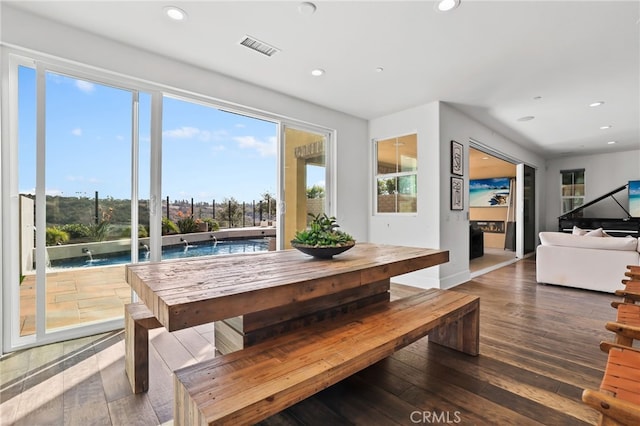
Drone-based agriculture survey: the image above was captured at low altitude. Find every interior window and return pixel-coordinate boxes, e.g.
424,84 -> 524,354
375,134 -> 417,213
561,169 -> 585,215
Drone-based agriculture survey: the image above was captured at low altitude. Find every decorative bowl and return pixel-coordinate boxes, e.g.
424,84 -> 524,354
291,241 -> 355,259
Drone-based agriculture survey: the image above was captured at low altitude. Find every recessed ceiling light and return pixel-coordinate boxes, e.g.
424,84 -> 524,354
375,67 -> 384,73
298,2 -> 317,15
600,125 -> 612,130
607,141 -> 617,145
436,0 -> 461,12
164,6 -> 187,21
311,68 -> 325,77
589,101 -> 604,107
533,96 -> 542,100
517,116 -> 535,122
482,157 -> 489,160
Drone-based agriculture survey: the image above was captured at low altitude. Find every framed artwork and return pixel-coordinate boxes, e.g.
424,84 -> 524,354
451,140 -> 463,176
451,177 -> 463,210
630,180 -> 640,217
469,177 -> 511,207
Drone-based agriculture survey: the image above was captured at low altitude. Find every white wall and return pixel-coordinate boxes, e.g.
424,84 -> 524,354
439,104 -> 545,287
544,149 -> 640,232
369,102 -> 546,289
368,102 -> 441,287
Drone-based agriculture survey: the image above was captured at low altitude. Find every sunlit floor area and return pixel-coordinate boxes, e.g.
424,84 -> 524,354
470,247 -> 518,277
19,266 -> 130,336
2,258 -> 614,425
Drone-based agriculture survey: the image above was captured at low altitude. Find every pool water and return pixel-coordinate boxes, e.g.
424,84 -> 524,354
49,239 -> 269,269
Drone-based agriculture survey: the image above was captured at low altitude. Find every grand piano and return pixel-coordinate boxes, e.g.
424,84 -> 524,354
558,183 -> 640,237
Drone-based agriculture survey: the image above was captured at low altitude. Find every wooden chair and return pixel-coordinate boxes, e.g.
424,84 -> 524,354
613,280 -> 640,307
602,302 -> 640,351
582,345 -> 640,426
626,265 -> 640,281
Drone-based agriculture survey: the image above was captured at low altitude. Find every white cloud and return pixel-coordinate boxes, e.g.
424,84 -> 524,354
163,126 -> 215,141
71,128 -> 82,136
233,135 -> 277,157
65,175 -> 85,182
75,80 -> 95,93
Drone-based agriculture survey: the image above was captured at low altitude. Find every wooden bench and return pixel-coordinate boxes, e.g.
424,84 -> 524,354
173,288 -> 479,426
124,302 -> 162,393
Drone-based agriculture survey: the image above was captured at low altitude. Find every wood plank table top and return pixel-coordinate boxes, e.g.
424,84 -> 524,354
125,243 -> 449,332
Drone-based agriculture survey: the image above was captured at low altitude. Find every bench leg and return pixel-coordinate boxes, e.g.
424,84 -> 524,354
125,309 -> 151,393
429,299 -> 479,356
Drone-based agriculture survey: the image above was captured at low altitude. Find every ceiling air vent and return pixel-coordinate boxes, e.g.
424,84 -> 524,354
239,35 -> 280,57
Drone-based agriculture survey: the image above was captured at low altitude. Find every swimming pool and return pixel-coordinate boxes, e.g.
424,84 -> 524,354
48,239 -> 270,269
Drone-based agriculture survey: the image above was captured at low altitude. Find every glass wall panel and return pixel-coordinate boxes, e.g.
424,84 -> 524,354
17,65 -> 37,337
283,127 -> 327,248
43,71 -> 133,331
161,96 -> 277,254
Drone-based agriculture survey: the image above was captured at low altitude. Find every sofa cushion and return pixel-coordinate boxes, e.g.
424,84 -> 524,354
539,232 -> 638,251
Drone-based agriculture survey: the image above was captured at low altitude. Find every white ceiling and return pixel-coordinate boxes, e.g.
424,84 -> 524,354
5,1 -> 640,159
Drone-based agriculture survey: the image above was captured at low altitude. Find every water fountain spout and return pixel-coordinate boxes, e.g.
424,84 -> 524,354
82,248 -> 93,262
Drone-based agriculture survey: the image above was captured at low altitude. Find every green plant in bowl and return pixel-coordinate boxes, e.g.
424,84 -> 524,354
291,213 -> 355,258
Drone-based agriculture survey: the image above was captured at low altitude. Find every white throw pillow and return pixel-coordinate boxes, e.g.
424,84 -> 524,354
584,228 -> 604,237
572,226 -> 587,236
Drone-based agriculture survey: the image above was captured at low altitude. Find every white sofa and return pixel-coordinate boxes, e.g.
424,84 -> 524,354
536,230 -> 640,293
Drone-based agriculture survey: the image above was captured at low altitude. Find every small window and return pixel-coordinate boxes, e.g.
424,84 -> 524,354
561,169 -> 585,215
375,134 -> 417,213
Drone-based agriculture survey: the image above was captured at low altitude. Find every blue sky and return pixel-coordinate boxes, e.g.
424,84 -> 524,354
18,67 -> 324,203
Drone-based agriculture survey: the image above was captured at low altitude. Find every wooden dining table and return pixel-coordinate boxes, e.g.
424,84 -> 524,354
125,242 -> 449,358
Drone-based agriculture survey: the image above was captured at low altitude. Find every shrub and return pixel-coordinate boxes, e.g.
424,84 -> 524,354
203,218 -> 220,232
121,225 -> 149,238
60,223 -> 91,239
176,217 -> 198,234
46,227 -> 70,246
88,220 -> 111,242
162,217 -> 179,235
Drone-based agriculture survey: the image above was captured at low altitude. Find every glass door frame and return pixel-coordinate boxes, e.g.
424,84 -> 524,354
2,48 -> 337,353
278,122 -> 335,250
2,52 -> 147,352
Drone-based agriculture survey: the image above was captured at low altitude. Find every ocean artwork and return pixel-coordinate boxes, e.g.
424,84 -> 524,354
469,177 -> 511,207
630,180 -> 640,217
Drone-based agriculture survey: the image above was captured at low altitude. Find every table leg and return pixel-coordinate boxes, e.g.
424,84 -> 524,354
428,298 -> 480,356
124,303 -> 162,393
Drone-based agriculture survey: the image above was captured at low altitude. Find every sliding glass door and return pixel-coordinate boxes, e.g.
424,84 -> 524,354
4,55 -> 334,351
281,125 -> 330,249
8,58 -> 144,348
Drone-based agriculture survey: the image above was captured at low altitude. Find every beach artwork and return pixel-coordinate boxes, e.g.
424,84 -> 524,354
630,180 -> 640,217
469,177 -> 511,207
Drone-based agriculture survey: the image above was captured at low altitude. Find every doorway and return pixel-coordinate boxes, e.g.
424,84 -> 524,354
468,146 -> 517,275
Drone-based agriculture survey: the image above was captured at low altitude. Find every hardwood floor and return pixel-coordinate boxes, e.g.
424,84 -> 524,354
1,258 -> 614,425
